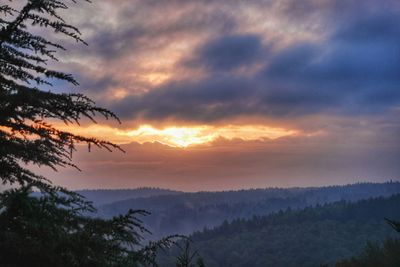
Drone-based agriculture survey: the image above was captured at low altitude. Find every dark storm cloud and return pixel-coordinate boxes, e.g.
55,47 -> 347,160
261,11 -> 400,112
112,76 -> 256,121
110,8 -> 400,122
112,75 -> 337,121
55,0 -> 400,124
186,34 -> 265,71
82,28 -> 146,60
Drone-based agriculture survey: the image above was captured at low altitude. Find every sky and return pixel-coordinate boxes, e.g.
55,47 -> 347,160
37,0 -> 400,191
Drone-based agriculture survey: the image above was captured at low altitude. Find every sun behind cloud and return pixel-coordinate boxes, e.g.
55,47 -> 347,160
119,124 -> 298,147
121,125 -> 215,147
59,124 -> 297,148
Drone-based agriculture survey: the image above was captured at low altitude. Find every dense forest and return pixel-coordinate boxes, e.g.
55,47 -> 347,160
95,182 -> 400,238
159,194 -> 400,266
333,237 -> 400,267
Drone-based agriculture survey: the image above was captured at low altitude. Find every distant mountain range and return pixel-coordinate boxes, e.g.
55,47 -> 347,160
87,182 -> 400,239
77,187 -> 181,206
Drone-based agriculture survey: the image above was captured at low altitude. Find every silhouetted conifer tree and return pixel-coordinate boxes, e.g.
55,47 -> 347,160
0,1 -> 177,266
175,239 -> 205,267
385,218 -> 400,233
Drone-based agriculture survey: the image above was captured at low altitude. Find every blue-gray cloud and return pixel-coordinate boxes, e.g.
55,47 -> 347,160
186,34 -> 265,71
109,9 -> 400,122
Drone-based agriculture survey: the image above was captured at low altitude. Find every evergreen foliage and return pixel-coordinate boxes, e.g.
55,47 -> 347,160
385,218 -> 400,233
333,220 -> 400,267
159,195 -> 400,267
0,0 -> 119,192
0,187 -> 177,267
0,1 -> 177,266
174,239 -> 205,267
333,239 -> 400,267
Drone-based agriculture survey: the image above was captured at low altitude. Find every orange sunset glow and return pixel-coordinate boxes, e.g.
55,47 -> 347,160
60,124 -> 297,148
25,0 -> 399,191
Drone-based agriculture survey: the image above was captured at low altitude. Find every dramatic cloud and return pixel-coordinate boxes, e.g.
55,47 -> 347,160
35,0 -> 400,189
107,9 -> 400,122
186,34 -> 265,71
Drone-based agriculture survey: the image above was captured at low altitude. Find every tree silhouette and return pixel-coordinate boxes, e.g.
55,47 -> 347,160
175,239 -> 205,267
385,218 -> 400,233
0,0 -> 120,192
0,1 -> 177,266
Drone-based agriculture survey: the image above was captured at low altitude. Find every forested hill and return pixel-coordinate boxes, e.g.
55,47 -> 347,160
76,187 -> 181,206
161,194 -> 400,267
97,182 -> 400,238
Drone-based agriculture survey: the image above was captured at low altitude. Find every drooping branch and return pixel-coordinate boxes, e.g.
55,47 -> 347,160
0,0 -> 121,192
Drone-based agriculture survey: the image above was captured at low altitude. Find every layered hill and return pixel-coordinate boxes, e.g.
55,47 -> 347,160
77,187 -> 181,206
96,182 -> 400,238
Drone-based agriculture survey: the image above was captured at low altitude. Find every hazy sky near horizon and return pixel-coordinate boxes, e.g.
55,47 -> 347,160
37,0 -> 400,190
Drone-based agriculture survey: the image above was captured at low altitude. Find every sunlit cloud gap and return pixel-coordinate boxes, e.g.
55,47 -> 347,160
61,124 -> 296,148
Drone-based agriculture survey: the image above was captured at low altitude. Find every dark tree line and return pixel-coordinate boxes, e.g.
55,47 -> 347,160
164,195 -> 400,267
0,1 -> 178,266
332,219 -> 400,267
